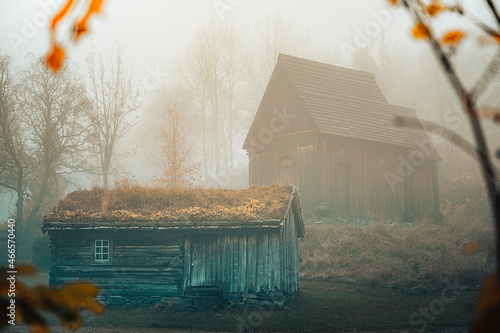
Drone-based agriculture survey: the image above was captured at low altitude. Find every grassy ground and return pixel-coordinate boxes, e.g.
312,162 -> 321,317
17,278 -> 478,333
300,219 -> 495,292
18,213 -> 492,332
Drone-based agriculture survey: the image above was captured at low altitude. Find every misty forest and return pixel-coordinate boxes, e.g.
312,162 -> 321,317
1,0 -> 500,332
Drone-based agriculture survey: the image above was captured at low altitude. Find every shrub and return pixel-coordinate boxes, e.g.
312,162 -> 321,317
32,235 -> 50,272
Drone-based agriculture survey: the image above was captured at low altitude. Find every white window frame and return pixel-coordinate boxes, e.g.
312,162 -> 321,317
94,239 -> 110,262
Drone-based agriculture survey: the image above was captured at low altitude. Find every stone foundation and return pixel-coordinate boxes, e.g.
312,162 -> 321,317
98,292 -> 287,310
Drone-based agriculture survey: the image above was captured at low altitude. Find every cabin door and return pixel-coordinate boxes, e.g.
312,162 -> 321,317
189,238 -> 217,287
335,162 -> 349,212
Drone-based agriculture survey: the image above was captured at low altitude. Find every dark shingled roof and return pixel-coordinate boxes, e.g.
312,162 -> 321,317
277,54 -> 439,158
41,185 -> 303,233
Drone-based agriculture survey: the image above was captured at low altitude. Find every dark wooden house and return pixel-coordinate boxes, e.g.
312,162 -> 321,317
243,54 -> 441,222
41,185 -> 304,307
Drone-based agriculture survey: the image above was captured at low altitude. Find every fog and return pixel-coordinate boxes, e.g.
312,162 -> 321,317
0,0 -> 498,211
1,1 -> 497,190
1,2 -> 499,331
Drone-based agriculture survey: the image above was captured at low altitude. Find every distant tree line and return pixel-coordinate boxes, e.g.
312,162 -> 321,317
0,44 -> 140,257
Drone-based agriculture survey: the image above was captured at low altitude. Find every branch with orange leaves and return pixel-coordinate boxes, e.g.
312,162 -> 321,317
388,1 -> 500,331
390,0 -> 500,246
1,265 -> 104,332
46,0 -> 105,71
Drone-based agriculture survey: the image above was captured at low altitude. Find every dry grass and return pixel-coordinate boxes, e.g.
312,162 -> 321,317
299,217 -> 495,292
44,184 -> 292,223
300,184 -> 495,292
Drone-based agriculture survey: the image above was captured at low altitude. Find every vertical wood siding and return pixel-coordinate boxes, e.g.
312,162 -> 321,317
251,138 -> 438,220
184,230 -> 284,294
184,208 -> 301,296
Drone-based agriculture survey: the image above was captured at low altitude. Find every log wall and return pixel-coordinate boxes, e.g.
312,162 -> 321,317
48,205 -> 302,306
49,230 -> 183,297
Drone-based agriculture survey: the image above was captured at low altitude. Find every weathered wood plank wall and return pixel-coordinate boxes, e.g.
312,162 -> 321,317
184,230 -> 283,295
49,230 -> 182,297
184,208 -> 301,296
250,138 -> 438,220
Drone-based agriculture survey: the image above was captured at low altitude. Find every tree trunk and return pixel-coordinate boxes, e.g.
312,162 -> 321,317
21,172 -> 50,259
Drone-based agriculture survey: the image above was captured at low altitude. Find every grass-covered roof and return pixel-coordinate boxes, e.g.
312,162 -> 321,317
42,185 -> 295,228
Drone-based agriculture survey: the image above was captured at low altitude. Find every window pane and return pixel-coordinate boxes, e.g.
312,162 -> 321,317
95,239 -> 110,262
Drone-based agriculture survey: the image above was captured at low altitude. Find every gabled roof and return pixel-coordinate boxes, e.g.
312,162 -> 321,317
248,54 -> 438,158
41,185 -> 304,236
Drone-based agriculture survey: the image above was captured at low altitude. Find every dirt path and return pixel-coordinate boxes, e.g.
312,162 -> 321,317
8,327 -> 470,333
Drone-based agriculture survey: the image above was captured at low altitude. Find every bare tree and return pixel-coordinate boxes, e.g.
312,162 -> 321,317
86,43 -> 142,188
152,101 -> 199,188
17,56 -> 90,244
0,53 -> 34,228
250,14 -> 313,94
175,22 -> 247,179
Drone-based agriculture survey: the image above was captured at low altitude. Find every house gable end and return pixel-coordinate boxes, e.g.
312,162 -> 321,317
243,61 -> 317,151
276,54 -> 439,155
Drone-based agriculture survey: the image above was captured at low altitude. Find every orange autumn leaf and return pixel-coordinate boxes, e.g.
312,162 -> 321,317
35,282 -> 104,329
493,113 -> 500,124
50,0 -> 74,29
482,107 -> 493,119
489,31 -> 500,44
472,272 -> 500,333
17,264 -> 38,275
46,44 -> 65,71
464,240 -> 482,255
427,3 -> 446,16
1,266 -> 104,332
412,22 -> 430,39
31,324 -> 50,333
46,0 -> 105,71
442,30 -> 466,45
74,0 -> 105,41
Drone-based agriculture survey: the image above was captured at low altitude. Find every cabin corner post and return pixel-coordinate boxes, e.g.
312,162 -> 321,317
248,150 -> 256,185
404,172 -> 415,223
431,161 -> 443,222
183,237 -> 191,292
48,231 -> 56,287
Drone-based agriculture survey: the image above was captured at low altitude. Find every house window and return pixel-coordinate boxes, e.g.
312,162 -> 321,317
94,240 -> 110,262
279,156 -> 293,185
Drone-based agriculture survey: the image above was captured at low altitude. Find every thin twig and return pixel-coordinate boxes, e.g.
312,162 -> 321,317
402,0 -> 500,276
487,0 -> 500,27
470,48 -> 500,100
395,115 -> 500,176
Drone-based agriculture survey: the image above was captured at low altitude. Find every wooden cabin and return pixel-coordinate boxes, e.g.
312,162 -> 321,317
243,54 -> 441,222
41,185 -> 304,308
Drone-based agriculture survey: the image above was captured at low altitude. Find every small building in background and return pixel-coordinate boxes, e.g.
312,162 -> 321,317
243,54 -> 441,222
41,185 -> 304,308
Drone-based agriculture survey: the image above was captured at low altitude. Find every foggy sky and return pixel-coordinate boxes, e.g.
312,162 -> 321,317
1,0 -> 412,74
0,0 -> 497,192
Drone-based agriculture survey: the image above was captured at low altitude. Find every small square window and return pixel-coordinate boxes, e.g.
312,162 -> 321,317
94,240 -> 110,262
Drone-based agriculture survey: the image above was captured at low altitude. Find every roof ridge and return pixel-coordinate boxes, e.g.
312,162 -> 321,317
278,53 -> 375,78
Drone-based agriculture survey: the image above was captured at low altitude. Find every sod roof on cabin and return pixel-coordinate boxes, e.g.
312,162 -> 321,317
42,185 -> 296,229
